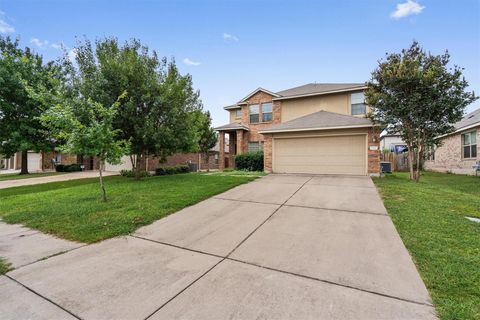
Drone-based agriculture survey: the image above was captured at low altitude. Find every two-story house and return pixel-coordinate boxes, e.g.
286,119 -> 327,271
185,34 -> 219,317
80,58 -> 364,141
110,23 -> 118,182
215,83 -> 380,176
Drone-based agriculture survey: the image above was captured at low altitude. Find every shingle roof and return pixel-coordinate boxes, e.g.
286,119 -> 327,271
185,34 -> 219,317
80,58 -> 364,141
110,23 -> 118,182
275,83 -> 365,98
214,122 -> 249,131
259,110 -> 373,133
455,108 -> 480,131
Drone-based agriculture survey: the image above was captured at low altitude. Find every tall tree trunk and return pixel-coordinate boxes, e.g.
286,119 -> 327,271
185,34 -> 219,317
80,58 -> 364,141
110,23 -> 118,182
414,144 -> 424,183
407,143 -> 415,181
98,160 -> 107,202
20,150 -> 29,175
134,153 -> 143,180
206,152 -> 210,172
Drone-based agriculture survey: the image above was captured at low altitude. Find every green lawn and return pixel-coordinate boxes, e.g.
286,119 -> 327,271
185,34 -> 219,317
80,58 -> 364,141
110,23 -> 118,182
0,171 -> 263,243
0,258 -> 11,275
0,171 -> 63,182
373,172 -> 480,320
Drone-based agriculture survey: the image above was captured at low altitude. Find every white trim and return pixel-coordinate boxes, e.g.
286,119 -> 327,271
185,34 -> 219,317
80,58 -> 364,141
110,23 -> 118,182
436,123 -> 480,139
259,124 -> 373,134
272,133 -> 368,176
272,86 -> 367,101
238,87 -> 281,103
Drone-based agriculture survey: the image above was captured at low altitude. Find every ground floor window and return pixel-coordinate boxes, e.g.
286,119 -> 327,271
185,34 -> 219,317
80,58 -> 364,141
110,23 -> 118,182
214,154 -> 219,164
462,131 -> 477,159
248,141 -> 264,152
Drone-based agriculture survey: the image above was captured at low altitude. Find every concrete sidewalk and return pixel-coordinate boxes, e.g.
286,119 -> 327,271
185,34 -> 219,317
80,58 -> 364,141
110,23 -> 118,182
0,171 -> 118,189
1,174 -> 437,319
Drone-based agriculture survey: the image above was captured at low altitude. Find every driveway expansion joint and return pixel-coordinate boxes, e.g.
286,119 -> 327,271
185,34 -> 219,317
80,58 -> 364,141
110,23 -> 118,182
5,274 -> 83,320
146,177 -> 313,319
282,204 -> 389,217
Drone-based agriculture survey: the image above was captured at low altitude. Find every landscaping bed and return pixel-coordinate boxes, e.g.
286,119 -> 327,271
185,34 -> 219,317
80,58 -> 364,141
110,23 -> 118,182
0,172 -> 262,243
374,172 -> 480,320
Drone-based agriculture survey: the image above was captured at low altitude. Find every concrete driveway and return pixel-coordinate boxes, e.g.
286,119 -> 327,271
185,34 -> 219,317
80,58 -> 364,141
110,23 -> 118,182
2,174 -> 437,319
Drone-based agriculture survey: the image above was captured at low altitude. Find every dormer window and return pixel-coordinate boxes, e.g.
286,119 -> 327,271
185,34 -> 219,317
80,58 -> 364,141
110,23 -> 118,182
249,104 -> 259,123
351,92 -> 366,115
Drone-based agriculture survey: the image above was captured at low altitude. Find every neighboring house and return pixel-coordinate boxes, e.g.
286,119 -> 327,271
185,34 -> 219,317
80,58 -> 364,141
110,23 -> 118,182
0,151 -> 78,172
105,141 -> 229,172
425,108 -> 479,175
380,132 -> 407,154
215,83 -> 381,176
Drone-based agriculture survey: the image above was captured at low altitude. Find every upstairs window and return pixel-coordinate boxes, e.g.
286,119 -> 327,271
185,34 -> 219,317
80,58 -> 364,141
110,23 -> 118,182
351,92 -> 366,115
462,131 -> 477,159
249,104 -> 259,123
262,103 -> 273,122
235,109 -> 242,119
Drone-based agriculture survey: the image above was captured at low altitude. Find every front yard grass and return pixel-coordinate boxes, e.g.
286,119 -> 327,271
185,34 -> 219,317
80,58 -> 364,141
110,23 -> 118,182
0,171 -> 262,243
373,172 -> 480,320
0,171 -> 63,182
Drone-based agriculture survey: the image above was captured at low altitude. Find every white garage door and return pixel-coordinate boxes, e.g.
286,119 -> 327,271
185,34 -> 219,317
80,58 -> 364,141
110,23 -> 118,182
273,135 -> 367,175
27,152 -> 42,172
105,155 -> 133,172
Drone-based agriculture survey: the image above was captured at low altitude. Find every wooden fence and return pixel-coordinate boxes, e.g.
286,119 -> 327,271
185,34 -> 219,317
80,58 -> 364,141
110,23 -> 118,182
381,152 -> 409,172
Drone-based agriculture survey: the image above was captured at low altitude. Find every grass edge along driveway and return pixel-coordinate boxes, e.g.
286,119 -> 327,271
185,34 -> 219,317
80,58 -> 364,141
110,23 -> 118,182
0,172 -> 64,182
373,172 -> 480,320
0,172 -> 263,244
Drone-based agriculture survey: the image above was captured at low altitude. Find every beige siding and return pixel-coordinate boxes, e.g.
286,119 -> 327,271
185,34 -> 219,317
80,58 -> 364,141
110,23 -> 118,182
281,90 -> 369,122
229,109 -> 242,123
272,131 -> 367,175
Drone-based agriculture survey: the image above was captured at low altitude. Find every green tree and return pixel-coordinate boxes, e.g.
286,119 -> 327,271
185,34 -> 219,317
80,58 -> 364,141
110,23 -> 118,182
68,38 -> 203,179
366,41 -> 477,182
42,96 -> 129,201
197,111 -> 218,172
0,36 -> 60,174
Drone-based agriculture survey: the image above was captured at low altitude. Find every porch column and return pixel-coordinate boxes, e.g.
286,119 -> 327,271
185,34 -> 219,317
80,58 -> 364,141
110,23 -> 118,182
228,132 -> 235,168
236,130 -> 244,155
219,131 -> 225,170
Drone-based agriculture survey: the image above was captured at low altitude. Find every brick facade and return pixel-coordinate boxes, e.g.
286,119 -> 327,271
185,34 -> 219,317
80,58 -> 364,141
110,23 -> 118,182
146,152 -> 221,171
425,127 -> 479,175
219,88 -> 380,175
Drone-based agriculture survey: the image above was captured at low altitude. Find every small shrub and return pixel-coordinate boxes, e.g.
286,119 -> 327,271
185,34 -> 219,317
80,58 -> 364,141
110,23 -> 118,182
55,163 -> 82,172
120,169 -> 151,178
155,164 -> 190,176
234,151 -> 264,171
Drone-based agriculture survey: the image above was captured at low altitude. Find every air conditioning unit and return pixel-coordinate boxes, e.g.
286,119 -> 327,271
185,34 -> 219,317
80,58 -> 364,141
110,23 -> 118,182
380,161 -> 392,174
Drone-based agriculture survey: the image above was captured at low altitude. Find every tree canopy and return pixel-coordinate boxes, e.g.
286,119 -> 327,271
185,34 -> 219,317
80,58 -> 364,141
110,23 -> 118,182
0,36 -> 61,174
366,41 -> 477,181
65,38 -> 203,178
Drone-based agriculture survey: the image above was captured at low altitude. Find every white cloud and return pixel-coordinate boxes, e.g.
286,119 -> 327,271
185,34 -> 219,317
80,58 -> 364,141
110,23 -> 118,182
51,43 -> 62,50
0,10 -> 14,34
183,58 -> 201,66
223,33 -> 239,42
30,38 -> 49,48
391,0 -> 425,19
68,48 -> 77,62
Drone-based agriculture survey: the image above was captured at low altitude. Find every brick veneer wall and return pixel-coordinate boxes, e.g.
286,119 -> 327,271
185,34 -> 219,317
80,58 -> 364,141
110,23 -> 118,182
238,91 -> 281,151
424,127 -> 479,175
146,152 -> 221,171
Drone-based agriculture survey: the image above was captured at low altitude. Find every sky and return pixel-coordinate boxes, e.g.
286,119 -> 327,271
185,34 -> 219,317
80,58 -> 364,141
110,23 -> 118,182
1,0 -> 479,127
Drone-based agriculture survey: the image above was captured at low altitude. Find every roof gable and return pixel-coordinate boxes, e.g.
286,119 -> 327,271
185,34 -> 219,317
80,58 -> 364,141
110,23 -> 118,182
237,87 -> 281,104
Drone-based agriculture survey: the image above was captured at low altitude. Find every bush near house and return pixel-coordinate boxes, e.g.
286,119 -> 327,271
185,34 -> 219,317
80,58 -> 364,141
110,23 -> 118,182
55,163 -> 83,172
235,151 -> 264,171
155,164 -> 190,175
120,170 -> 151,178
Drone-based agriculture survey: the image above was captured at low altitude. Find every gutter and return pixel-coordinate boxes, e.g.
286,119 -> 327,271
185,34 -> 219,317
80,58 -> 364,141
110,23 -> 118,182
258,123 -> 374,134
272,86 -> 367,101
